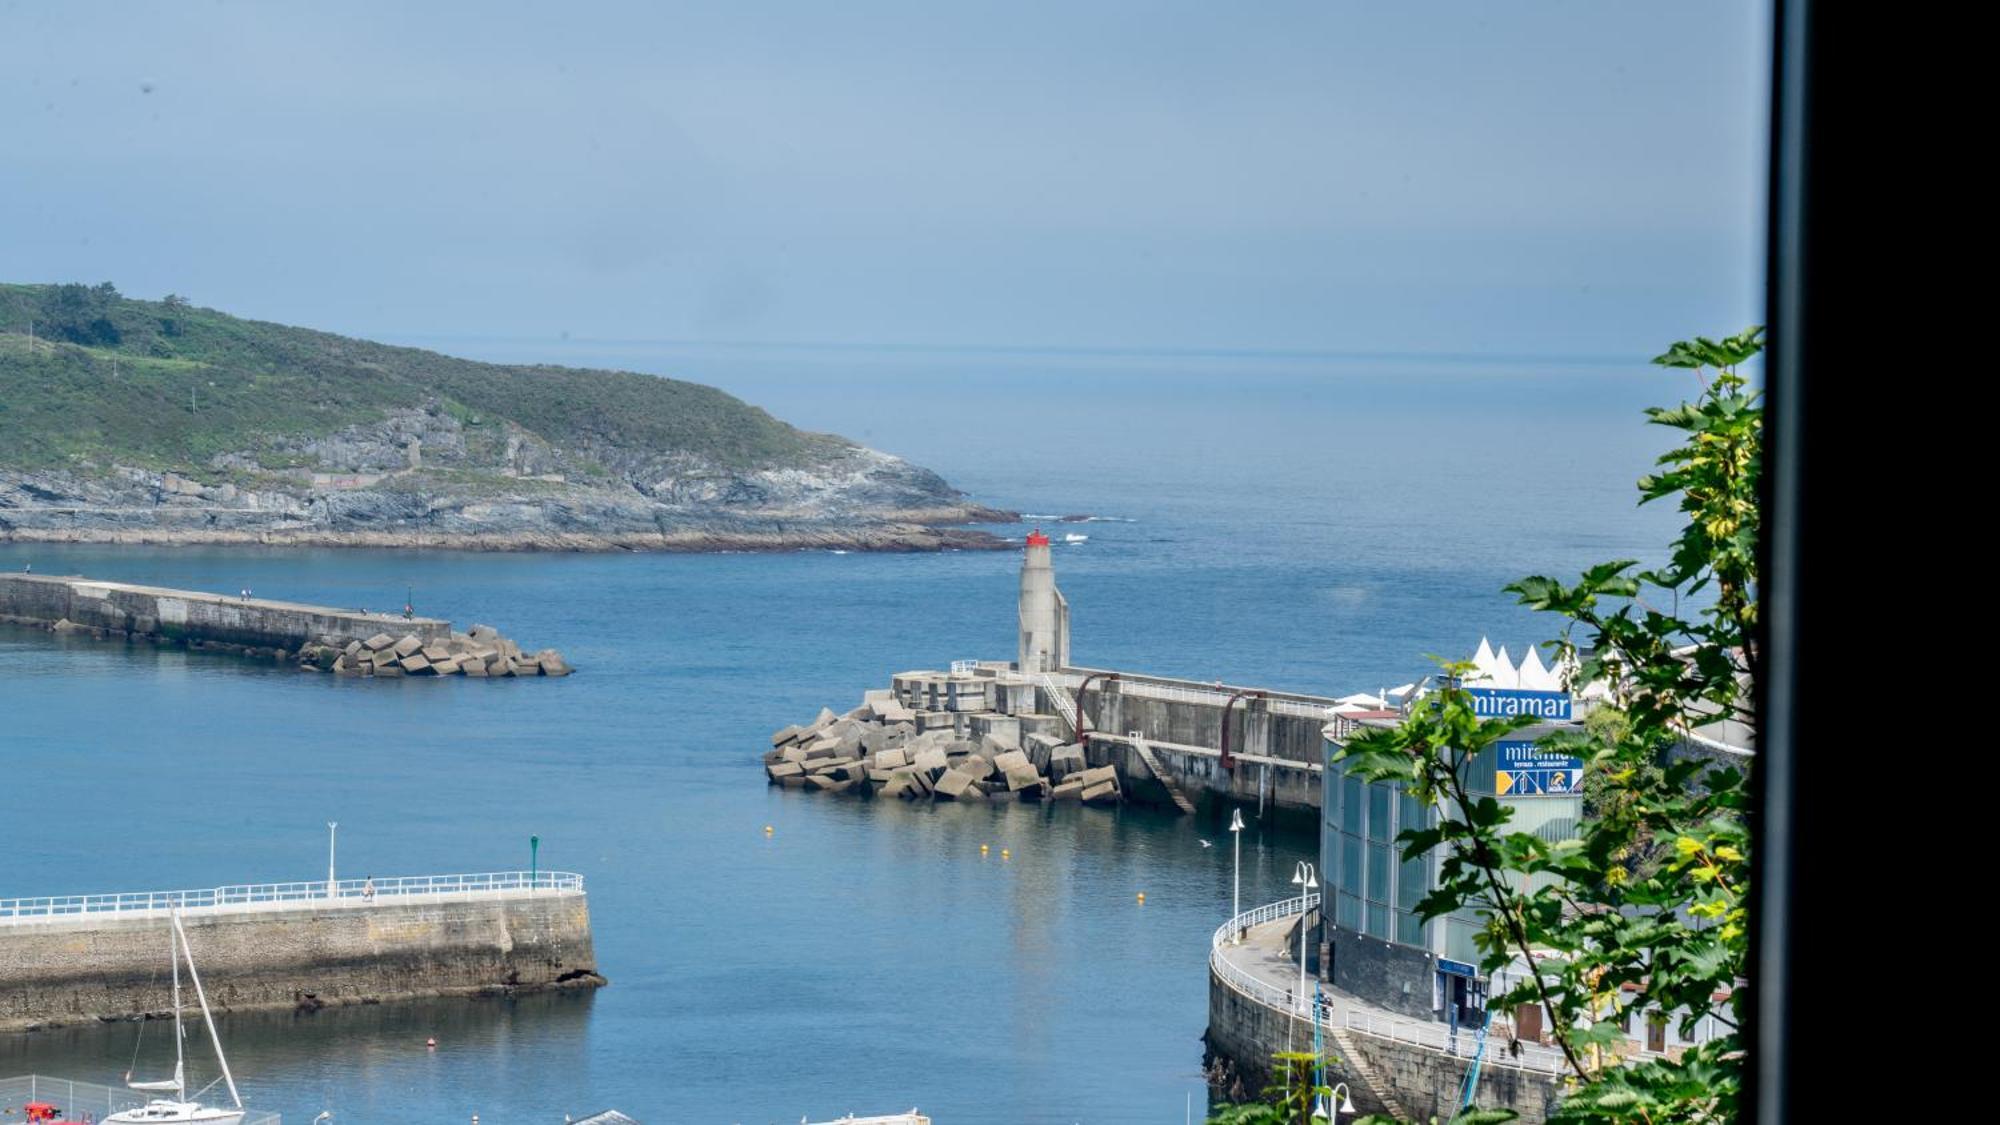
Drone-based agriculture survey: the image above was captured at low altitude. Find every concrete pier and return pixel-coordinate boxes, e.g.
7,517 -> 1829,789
0,572 -> 448,650
0,871 -> 603,1032
0,572 -> 569,677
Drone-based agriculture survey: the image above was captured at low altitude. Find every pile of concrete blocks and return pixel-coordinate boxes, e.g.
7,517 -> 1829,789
763,694 -> 1120,807
296,623 -> 571,679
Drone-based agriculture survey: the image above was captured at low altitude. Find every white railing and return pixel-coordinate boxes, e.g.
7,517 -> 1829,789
0,870 -> 584,925
950,659 -> 981,675
1033,672 -> 1080,730
1208,897 -> 1569,1076
1,1075 -> 282,1124
1103,677 -> 1339,720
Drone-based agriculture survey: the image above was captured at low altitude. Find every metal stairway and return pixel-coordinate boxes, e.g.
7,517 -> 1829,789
1033,672 -> 1080,731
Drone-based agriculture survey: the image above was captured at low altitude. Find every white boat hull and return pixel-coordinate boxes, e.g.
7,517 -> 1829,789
106,1101 -> 246,1124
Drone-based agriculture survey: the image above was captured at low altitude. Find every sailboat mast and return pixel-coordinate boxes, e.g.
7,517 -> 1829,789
172,909 -> 243,1109
171,915 -> 185,1099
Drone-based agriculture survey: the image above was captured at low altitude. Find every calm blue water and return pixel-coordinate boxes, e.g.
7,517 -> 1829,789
0,348 -> 1682,1123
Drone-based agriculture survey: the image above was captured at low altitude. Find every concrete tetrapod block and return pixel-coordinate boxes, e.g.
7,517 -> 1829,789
991,750 -> 1031,776
803,738 -> 843,760
955,755 -> 994,781
1081,781 -> 1120,805
392,635 -> 424,657
536,650 -> 573,677
810,706 -> 839,731
876,701 -> 916,724
374,664 -> 405,678
781,746 -> 811,765
771,724 -> 805,748
365,632 -> 397,651
874,747 -> 908,770
430,657 -> 462,675
468,623 -> 501,642
1076,765 -> 1119,789
421,644 -> 452,663
933,769 -> 978,800
806,774 -> 845,792
462,661 -> 488,678
398,653 -> 432,674
911,748 -> 949,776
1048,748 -> 1088,783
1050,779 -> 1086,802
1005,766 -> 1046,792
768,761 -> 805,781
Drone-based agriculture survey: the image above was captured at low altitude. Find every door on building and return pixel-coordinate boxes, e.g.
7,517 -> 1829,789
1647,1014 -> 1667,1053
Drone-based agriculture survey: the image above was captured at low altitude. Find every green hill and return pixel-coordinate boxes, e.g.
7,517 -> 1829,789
0,281 -> 840,472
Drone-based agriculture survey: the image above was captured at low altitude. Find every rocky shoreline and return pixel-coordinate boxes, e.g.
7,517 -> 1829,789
0,519 -> 1014,553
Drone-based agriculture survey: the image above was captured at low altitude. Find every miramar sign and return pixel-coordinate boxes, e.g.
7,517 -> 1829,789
1465,686 -> 1573,722
1494,741 -> 1584,797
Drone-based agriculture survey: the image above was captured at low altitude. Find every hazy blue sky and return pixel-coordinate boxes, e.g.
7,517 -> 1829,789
3,1 -> 1769,358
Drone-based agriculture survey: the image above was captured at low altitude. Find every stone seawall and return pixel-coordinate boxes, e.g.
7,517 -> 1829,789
0,893 -> 602,1032
1205,965 -> 1562,1122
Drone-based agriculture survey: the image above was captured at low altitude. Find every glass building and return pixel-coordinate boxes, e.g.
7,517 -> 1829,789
1318,714 -> 1582,1026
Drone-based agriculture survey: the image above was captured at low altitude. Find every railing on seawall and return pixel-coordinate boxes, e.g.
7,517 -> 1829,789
0,870 -> 585,925
1208,897 -> 1569,1076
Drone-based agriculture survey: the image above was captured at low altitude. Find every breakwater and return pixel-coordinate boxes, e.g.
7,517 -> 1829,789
0,572 -> 568,677
0,872 -> 603,1032
765,661 -> 1331,815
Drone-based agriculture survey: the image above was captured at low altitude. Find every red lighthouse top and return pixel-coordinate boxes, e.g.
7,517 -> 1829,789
1025,529 -> 1051,547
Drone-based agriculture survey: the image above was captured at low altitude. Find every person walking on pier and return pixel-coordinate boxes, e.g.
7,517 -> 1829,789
362,876 -> 376,902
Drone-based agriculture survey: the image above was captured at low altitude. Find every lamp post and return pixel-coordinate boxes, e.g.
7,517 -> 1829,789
1229,808 -> 1246,940
1313,1082 -> 1356,1121
1291,861 -> 1318,1013
327,821 -> 338,901
530,835 -> 540,891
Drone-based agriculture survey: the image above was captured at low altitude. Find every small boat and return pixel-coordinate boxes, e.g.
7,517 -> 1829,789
801,1113 -> 930,1125
106,909 -> 248,1124
1062,533 -> 1088,543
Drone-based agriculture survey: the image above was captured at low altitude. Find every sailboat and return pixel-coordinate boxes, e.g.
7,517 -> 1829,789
107,909 -> 248,1124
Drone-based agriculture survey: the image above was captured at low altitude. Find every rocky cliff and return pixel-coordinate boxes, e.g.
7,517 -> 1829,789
0,283 -> 1012,551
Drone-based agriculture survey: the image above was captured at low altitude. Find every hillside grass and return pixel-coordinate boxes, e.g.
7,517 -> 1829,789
0,283 -> 846,474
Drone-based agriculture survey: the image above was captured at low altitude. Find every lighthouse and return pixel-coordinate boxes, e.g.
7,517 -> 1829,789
1017,529 -> 1070,673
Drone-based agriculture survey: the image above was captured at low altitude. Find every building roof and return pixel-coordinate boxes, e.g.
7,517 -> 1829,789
571,1113 -> 641,1124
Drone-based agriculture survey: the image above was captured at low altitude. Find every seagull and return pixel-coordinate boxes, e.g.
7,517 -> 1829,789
1199,839 -> 1213,848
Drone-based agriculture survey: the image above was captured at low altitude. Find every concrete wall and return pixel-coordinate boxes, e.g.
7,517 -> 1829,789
0,893 -> 600,1032
1073,681 -> 1324,813
1207,969 -> 1563,1123
0,573 -> 449,651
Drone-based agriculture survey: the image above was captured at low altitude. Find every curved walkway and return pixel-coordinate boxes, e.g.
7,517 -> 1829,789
1209,897 -> 1569,1076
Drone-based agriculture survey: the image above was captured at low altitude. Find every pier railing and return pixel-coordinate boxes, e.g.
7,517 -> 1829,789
0,870 -> 584,925
1209,897 -> 1569,1076
2,1075 -> 282,1124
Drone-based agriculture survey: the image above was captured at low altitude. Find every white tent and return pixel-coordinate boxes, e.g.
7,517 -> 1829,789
1517,645 -> 1561,691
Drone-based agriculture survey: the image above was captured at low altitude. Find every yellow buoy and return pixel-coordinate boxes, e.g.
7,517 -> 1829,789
980,843 -> 989,853
1001,849 -> 1010,860
1136,892 -> 1146,904
763,825 -> 773,835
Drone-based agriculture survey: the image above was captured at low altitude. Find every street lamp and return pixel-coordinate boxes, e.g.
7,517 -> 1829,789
327,821 -> 338,901
1291,861 -> 1318,1012
1228,808 -> 1246,940
1315,1083 -> 1355,1120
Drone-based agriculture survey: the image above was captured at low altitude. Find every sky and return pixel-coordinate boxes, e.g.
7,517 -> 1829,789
1,1 -> 1770,359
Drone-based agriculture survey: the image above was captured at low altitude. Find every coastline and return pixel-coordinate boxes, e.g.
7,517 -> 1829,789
0,520 -> 1016,553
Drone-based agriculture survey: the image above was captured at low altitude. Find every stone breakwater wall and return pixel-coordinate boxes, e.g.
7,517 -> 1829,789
0,893 -> 603,1032
764,692 -> 1125,806
0,573 -> 569,678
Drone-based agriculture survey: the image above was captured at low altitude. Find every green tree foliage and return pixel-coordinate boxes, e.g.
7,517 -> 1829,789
1207,1052 -> 1334,1125
1333,330 -> 1760,1123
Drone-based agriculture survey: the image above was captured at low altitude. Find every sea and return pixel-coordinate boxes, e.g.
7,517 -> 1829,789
0,344 -> 1686,1123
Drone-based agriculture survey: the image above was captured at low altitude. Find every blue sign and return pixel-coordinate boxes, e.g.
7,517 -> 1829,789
1466,686 -> 1573,722
1438,959 -> 1478,978
1495,741 -> 1583,797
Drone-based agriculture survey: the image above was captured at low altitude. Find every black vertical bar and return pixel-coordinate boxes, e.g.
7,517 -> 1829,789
1752,1 -> 1852,1120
